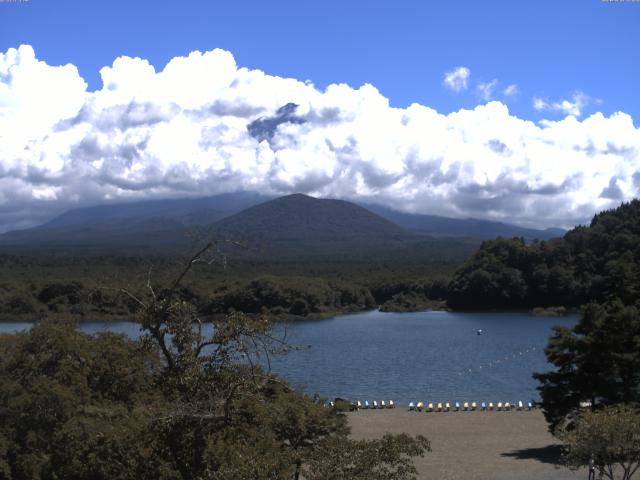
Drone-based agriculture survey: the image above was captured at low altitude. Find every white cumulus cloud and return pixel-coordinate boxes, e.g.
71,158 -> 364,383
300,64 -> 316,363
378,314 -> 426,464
0,45 -> 639,233
443,66 -> 471,92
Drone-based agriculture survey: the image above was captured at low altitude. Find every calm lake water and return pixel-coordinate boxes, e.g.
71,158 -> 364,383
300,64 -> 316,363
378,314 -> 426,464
0,310 -> 576,405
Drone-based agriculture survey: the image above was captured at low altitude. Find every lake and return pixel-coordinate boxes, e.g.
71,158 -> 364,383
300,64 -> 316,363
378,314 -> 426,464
0,310 -> 576,405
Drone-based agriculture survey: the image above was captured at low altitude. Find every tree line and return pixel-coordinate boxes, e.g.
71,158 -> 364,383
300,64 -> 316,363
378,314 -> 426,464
0,254 -> 456,321
449,200 -> 640,310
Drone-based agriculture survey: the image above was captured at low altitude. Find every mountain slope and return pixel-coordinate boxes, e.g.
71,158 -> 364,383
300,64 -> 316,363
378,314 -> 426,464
40,191 -> 270,229
0,192 -> 563,259
365,204 -> 565,240
0,192 -> 271,254
212,194 -> 408,241
207,194 -> 428,259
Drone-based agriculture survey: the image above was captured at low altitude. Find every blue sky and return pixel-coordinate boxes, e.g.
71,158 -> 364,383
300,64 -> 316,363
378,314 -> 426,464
2,0 -> 638,119
0,0 -> 639,231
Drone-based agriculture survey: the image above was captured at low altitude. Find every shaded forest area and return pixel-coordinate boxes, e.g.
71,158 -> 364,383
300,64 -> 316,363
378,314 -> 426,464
0,255 -> 455,321
3,200 -> 639,321
449,200 -> 640,310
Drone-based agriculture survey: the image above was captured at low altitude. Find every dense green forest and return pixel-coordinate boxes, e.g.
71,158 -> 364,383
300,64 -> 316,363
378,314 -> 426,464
448,200 -> 640,310
0,254 -> 455,321
3,200 -> 639,321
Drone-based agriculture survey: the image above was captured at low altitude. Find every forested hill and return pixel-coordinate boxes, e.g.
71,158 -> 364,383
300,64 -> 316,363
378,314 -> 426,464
447,200 -> 640,310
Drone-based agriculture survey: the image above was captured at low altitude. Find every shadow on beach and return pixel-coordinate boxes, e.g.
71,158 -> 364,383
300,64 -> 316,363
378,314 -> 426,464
501,444 -> 564,465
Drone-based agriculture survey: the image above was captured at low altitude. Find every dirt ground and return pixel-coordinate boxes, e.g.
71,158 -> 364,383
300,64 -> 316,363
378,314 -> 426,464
347,408 -> 586,480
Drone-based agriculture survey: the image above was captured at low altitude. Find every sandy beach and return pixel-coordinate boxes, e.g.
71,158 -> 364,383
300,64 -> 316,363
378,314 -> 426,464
347,408 -> 585,480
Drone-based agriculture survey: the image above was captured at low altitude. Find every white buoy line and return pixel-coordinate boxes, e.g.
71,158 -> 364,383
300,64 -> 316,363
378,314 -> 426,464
456,346 -> 540,376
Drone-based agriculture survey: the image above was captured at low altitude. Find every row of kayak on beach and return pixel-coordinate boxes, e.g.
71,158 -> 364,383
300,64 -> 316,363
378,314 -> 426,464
329,400 -> 396,410
327,399 -> 538,411
408,400 -> 535,412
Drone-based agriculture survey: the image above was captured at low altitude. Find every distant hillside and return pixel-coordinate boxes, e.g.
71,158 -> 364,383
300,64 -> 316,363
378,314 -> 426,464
447,199 -> 640,309
0,191 -> 562,259
0,192 -> 271,255
212,194 -> 408,241
365,204 -> 564,240
40,191 -> 270,229
207,193 -> 438,260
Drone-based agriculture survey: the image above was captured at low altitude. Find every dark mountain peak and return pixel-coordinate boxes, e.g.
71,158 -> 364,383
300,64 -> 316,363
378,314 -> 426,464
276,102 -> 299,116
247,103 -> 306,142
211,193 -> 409,243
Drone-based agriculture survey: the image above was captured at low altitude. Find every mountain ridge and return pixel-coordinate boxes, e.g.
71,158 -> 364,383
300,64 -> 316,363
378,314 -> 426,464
0,192 -> 565,257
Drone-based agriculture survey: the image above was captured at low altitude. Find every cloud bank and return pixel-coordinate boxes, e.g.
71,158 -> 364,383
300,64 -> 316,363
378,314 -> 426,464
0,45 -> 639,232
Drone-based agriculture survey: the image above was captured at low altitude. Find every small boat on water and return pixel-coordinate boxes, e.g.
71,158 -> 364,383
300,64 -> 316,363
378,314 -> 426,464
497,402 -> 503,411
455,402 -> 460,411
437,402 -> 443,412
417,401 -> 424,412
517,401 -> 523,410
389,400 -> 395,408
364,400 -> 370,409
373,400 -> 379,409
445,402 -> 450,412
357,400 -> 362,409
427,402 -> 433,412
488,402 -> 494,411
477,329 -> 483,335
471,402 -> 477,411
481,402 -> 487,411
381,400 -> 386,408
409,402 -> 415,411
505,402 -> 511,411
463,402 -> 469,411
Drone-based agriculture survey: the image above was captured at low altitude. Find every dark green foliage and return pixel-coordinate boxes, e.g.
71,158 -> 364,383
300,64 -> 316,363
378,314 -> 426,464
448,200 -> 640,310
304,433 -> 431,480
0,317 -> 161,480
0,254 -> 460,321
213,275 -> 376,317
0,249 -> 430,479
558,404 -> 640,480
534,301 -> 640,434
